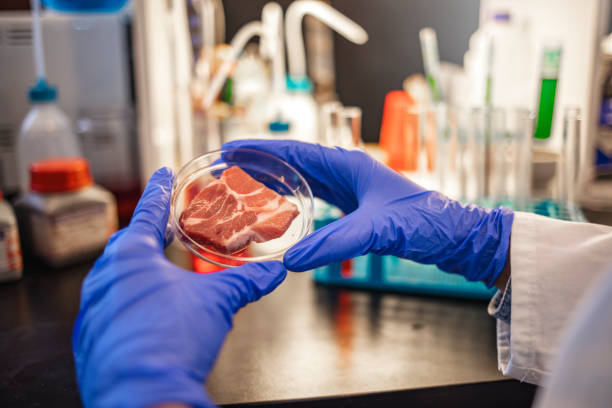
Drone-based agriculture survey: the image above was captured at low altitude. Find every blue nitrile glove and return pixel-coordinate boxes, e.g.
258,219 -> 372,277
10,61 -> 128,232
223,140 -> 514,288
72,167 -> 287,408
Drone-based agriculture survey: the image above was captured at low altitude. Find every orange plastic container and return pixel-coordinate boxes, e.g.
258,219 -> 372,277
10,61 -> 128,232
379,91 -> 419,171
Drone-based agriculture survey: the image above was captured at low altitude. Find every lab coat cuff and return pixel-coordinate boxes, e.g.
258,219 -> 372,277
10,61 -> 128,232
488,279 -> 512,324
497,211 -> 544,385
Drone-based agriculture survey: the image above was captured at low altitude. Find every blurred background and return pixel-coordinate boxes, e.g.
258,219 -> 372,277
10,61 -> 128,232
2,0 -> 612,229
222,0 -> 481,143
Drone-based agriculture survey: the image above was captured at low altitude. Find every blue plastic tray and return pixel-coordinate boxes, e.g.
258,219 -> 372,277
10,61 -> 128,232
311,199 -> 585,300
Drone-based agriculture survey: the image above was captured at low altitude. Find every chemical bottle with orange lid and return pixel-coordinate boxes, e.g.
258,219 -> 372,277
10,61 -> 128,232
15,158 -> 117,268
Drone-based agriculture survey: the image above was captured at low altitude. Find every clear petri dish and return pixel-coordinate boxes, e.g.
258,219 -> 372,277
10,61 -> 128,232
170,148 -> 314,267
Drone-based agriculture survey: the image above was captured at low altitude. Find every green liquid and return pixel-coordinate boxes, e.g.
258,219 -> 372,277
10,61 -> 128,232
426,74 -> 441,102
485,76 -> 492,106
534,78 -> 558,139
222,78 -> 233,104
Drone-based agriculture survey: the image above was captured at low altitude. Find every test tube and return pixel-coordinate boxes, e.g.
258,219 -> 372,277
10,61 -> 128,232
512,109 -> 534,210
559,107 -> 582,205
453,106 -> 471,201
405,105 -> 423,173
468,107 -> 488,204
433,103 -> 458,197
534,44 -> 562,141
488,108 -> 533,209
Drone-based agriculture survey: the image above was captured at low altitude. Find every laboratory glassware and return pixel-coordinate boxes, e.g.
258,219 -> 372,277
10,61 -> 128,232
466,107 -> 489,203
419,28 -> 445,103
534,44 -> 562,140
170,148 -> 314,268
559,107 -> 582,205
320,101 -> 342,147
432,104 -> 456,197
488,108 -> 533,209
340,106 -> 363,148
451,106 -> 483,202
321,103 -> 362,149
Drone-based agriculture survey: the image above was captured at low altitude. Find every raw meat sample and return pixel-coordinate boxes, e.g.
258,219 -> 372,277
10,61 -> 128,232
179,166 -> 300,254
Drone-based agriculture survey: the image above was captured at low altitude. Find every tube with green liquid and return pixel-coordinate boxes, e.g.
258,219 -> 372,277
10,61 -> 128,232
419,27 -> 444,103
534,45 -> 562,140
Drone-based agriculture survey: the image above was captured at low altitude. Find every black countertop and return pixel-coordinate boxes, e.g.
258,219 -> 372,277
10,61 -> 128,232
0,249 -> 536,407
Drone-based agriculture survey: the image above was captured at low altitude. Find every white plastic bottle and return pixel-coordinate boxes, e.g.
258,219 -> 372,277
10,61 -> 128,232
282,76 -> 319,143
16,79 -> 82,193
465,12 -> 534,109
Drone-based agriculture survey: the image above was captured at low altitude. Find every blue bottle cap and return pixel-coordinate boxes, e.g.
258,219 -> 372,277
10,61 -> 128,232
492,12 -> 511,22
286,75 -> 313,93
268,121 -> 290,132
28,79 -> 57,103
41,0 -> 128,12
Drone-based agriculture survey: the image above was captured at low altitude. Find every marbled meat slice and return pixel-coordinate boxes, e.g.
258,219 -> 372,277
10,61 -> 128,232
179,166 -> 299,254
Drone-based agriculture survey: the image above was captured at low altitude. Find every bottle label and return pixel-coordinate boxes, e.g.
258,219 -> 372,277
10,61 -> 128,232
30,203 -> 116,263
0,224 -> 23,275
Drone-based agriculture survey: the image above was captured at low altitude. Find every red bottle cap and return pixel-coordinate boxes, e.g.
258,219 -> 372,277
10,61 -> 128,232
30,158 -> 94,193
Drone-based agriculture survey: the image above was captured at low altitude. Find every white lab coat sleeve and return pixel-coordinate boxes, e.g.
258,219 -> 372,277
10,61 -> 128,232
496,211 -> 612,385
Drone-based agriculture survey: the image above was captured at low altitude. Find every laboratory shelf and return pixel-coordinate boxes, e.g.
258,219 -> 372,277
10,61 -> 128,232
312,199 -> 585,300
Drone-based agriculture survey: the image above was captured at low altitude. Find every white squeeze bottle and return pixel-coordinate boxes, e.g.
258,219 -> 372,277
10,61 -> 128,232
16,79 -> 82,193
16,0 -> 81,193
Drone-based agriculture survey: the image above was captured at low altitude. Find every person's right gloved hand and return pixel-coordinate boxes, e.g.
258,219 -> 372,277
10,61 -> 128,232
223,140 -> 514,288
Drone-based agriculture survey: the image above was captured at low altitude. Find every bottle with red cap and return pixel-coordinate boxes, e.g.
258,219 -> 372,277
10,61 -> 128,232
15,157 -> 118,268
0,190 -> 23,282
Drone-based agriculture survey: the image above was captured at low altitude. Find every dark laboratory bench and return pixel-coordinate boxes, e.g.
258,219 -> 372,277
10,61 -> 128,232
0,255 -> 537,407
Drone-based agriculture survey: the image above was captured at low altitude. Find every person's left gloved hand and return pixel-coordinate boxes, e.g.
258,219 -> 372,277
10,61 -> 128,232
72,168 -> 287,408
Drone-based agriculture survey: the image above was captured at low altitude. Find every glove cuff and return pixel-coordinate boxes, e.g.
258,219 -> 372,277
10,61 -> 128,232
432,200 -> 514,288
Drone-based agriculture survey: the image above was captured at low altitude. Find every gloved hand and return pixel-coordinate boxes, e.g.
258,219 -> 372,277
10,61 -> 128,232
72,168 -> 287,408
223,140 -> 513,287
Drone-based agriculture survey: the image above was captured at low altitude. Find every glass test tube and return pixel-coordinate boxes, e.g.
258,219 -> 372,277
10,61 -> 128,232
434,104 -> 454,196
488,108 -> 533,209
559,107 -> 582,205
534,44 -> 562,140
469,107 -> 489,205
453,107 -> 474,201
